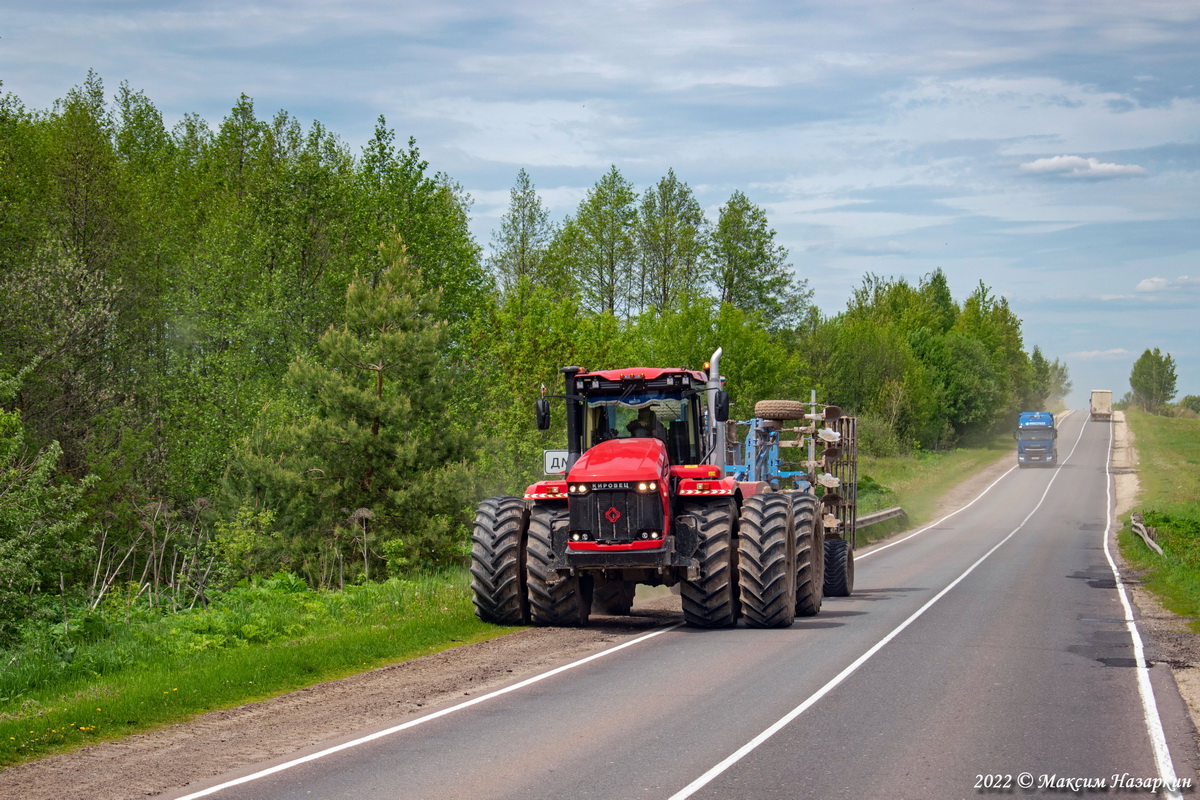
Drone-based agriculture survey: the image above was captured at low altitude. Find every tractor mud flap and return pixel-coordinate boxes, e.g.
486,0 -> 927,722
674,514 -> 700,559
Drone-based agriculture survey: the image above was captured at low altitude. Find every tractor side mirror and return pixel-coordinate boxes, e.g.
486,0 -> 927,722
714,390 -> 730,423
823,405 -> 842,422
536,398 -> 551,431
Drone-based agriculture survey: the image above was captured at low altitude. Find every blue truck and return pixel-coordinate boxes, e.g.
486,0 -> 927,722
1015,411 -> 1057,467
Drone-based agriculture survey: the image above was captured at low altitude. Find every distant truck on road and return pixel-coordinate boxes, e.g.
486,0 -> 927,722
1090,390 -> 1113,422
1015,411 -> 1057,468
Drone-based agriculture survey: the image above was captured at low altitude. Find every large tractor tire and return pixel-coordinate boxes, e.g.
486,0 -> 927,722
792,494 -> 823,617
469,497 -> 530,625
593,577 -> 636,616
737,493 -> 796,628
679,501 -> 740,628
824,537 -> 855,597
525,505 -> 591,627
754,399 -> 807,421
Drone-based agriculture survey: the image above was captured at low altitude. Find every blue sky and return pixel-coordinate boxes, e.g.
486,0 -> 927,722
3,0 -> 1198,408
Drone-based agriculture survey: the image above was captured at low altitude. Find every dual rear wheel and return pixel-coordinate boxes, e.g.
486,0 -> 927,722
736,492 -> 827,628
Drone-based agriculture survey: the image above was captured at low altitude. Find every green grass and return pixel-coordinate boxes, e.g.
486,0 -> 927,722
0,569 -> 516,766
1118,411 -> 1200,623
855,434 -> 1012,543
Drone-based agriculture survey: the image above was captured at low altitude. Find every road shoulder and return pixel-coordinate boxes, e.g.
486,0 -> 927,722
1111,410 -> 1200,755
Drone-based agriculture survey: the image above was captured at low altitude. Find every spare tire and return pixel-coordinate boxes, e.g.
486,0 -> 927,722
754,400 -> 806,420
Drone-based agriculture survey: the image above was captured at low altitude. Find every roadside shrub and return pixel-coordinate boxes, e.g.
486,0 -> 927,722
1144,510 -> 1200,569
856,413 -> 904,457
856,473 -> 897,514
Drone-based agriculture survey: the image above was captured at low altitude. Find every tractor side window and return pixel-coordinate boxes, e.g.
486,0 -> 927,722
587,404 -> 619,447
664,397 -> 701,464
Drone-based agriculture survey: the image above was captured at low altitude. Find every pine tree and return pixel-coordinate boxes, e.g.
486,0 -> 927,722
277,232 -> 475,580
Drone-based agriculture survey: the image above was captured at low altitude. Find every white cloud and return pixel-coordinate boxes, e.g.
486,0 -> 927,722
1136,275 -> 1200,292
1068,348 -> 1133,360
1019,155 -> 1146,179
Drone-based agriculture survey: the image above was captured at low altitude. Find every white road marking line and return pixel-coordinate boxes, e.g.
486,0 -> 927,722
1100,418 -> 1182,800
175,623 -> 683,799
669,415 -> 1090,799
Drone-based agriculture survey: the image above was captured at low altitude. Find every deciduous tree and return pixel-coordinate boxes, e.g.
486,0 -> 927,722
636,170 -> 707,314
0,370 -> 95,644
488,168 -> 555,296
708,190 -> 809,328
558,166 -> 638,316
1130,347 -> 1177,412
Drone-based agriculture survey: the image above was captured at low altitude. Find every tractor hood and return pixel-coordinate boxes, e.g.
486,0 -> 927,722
568,438 -> 669,483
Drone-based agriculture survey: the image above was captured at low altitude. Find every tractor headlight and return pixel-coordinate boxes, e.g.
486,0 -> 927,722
569,484 -> 589,494
635,481 -> 658,493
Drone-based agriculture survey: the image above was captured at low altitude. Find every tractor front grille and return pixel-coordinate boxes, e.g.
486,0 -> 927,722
570,489 -> 663,543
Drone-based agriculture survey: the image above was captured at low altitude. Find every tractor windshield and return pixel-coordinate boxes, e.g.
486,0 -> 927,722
583,392 -> 703,464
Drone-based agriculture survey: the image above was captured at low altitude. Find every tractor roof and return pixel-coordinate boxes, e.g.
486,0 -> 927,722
578,367 -> 707,382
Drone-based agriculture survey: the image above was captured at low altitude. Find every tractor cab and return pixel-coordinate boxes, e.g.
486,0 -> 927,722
538,366 -> 720,471
580,387 -> 705,465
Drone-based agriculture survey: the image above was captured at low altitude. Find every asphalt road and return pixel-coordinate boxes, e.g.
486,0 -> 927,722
177,411 -> 1197,800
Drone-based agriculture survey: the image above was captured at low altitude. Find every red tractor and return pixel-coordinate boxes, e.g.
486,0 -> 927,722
470,349 -> 855,628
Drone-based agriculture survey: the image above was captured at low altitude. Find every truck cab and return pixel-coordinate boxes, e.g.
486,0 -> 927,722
1015,411 -> 1057,467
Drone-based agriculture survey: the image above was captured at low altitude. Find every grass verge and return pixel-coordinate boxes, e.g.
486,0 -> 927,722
1117,410 -> 1200,625
0,569 -> 516,767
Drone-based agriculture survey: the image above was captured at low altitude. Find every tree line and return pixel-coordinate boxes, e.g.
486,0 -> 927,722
0,75 -> 1069,642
